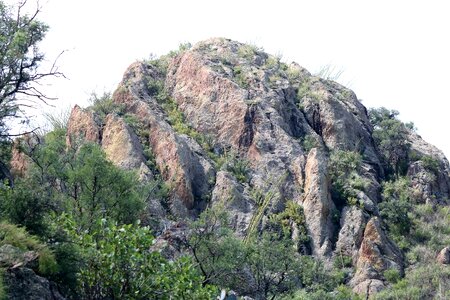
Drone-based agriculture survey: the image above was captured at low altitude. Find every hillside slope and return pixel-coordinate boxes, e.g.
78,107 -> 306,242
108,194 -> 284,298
8,38 -> 450,299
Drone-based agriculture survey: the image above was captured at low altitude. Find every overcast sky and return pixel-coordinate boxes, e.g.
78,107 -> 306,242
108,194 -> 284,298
7,0 -> 450,158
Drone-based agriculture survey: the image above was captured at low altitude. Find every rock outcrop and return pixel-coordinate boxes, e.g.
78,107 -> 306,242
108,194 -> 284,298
66,105 -> 100,147
59,38 -> 450,297
0,244 -> 65,300
301,148 -> 335,257
101,114 -> 151,179
351,217 -> 403,291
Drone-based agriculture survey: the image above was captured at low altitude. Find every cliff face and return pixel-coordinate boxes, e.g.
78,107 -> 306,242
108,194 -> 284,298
65,38 -> 450,296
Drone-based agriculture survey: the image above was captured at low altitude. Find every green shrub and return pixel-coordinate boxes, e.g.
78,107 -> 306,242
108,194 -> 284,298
383,268 -> 401,284
287,66 -> 301,82
299,134 -> 318,153
268,201 -> 310,251
147,77 -> 165,97
421,155 -> 439,173
188,206 -> 306,299
0,222 -> 57,276
237,44 -> 261,60
368,107 -> 411,178
63,217 -> 214,299
224,153 -> 250,183
88,92 -> 125,121
329,150 -> 368,207
232,65 -> 249,89
264,55 -> 279,69
379,178 -> 413,238
297,78 -> 321,103
375,263 -> 450,300
333,252 -> 353,269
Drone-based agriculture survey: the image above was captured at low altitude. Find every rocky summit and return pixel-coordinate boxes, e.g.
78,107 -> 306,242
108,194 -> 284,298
4,38 -> 450,299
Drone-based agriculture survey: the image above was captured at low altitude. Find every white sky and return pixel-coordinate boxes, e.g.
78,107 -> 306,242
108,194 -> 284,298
6,0 -> 450,158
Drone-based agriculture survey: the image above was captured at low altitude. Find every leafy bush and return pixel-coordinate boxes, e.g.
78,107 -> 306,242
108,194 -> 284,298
333,252 -> 353,269
264,55 -> 280,69
225,153 -> 250,183
297,77 -> 321,103
368,107 -> 411,178
379,178 -> 413,239
375,264 -> 450,300
383,268 -> 401,284
2,130 -> 148,235
237,44 -> 261,60
63,217 -> 214,299
300,135 -> 318,153
0,179 -> 49,236
268,201 -> 310,252
329,150 -> 368,207
286,66 -> 302,82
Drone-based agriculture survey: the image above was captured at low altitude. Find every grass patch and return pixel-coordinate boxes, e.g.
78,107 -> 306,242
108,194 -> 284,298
0,222 -> 57,276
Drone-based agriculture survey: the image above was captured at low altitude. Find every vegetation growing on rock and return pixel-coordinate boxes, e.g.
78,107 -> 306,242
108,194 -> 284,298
0,8 -> 450,298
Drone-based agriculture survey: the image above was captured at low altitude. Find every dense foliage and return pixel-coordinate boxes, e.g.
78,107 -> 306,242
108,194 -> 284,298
186,205 -> 357,299
0,128 -> 214,298
368,108 -> 411,178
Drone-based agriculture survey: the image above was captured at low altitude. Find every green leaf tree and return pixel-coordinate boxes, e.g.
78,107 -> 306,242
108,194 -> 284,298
62,216 -> 214,299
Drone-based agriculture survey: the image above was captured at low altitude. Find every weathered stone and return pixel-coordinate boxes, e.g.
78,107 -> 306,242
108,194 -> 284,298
437,247 -> 450,264
101,114 -> 148,171
351,217 -> 403,289
51,39 -> 450,297
0,244 -> 38,268
301,79 -> 382,175
408,131 -> 450,201
4,268 -> 65,300
335,206 -> 367,260
352,279 -> 385,299
66,105 -> 100,147
0,245 -> 64,300
302,148 -> 335,257
211,171 -> 255,236
10,142 -> 29,178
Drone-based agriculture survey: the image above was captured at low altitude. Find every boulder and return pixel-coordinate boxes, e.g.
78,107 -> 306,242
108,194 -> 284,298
351,217 -> 403,289
4,268 -> 65,300
437,247 -> 450,265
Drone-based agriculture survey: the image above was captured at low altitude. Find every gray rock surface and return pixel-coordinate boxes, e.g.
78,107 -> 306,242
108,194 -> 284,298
437,246 -> 450,265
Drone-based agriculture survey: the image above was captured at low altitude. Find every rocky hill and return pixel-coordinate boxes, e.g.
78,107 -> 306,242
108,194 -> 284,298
5,38 -> 450,299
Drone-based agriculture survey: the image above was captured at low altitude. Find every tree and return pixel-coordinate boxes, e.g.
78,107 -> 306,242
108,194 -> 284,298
2,130 -> 146,233
187,205 -> 307,299
0,0 -> 62,180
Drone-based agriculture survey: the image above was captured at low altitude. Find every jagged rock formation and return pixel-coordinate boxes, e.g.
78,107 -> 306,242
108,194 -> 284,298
0,244 -> 65,300
62,38 -> 450,297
